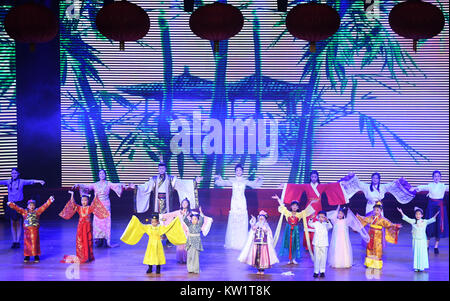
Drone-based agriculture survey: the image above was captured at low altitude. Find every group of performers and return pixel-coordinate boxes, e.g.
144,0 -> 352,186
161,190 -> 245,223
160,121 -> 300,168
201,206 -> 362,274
0,163 -> 448,277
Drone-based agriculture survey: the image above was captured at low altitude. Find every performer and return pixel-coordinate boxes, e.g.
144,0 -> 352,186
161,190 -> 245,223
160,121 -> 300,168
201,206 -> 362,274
7,196 -> 54,262
339,172 -> 415,215
130,161 -> 202,217
59,191 -> 110,264
308,211 -> 332,278
73,169 -> 125,248
397,207 -> 439,272
412,170 -> 448,254
356,201 -> 402,272
215,164 -> 263,250
279,170 -> 347,253
327,205 -> 370,269
238,211 -> 279,275
183,208 -> 208,274
120,213 -> 187,274
160,198 -> 213,263
0,168 -> 45,249
272,194 -> 316,264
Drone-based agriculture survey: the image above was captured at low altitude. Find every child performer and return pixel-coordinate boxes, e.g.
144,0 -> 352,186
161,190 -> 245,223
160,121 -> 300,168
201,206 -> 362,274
59,191 -> 110,263
160,198 -> 213,263
327,205 -> 369,269
238,211 -> 279,275
183,208 -> 210,274
272,195 -> 317,264
356,201 -> 402,272
308,211 -> 332,278
7,196 -> 54,262
411,170 -> 449,254
0,168 -> 45,249
120,213 -> 187,274
397,207 -> 439,272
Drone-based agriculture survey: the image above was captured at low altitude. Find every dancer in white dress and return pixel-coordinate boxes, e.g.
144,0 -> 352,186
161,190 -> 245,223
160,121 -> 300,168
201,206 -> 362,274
214,164 -> 263,250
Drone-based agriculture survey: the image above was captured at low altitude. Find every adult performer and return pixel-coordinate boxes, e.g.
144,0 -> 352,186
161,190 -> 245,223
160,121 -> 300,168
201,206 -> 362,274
214,164 -> 263,250
73,169 -> 126,248
0,168 -> 45,249
129,161 -> 202,217
338,172 -> 415,215
411,170 -> 448,254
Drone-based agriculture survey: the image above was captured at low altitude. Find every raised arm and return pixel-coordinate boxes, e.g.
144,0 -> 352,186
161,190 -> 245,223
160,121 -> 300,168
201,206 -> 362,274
214,175 -> 233,187
397,208 -> 415,225
36,196 -> 55,216
7,201 -> 26,216
246,176 -> 263,189
23,179 -> 45,186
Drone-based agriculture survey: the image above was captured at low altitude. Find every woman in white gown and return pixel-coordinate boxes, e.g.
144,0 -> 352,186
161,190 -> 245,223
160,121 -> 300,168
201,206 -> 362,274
214,164 -> 263,250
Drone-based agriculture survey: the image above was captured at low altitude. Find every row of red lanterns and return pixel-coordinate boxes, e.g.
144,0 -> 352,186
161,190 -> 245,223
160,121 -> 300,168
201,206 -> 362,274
3,0 -> 446,53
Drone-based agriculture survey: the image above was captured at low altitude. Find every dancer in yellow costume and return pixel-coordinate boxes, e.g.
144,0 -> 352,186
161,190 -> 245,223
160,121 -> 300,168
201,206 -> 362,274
356,201 -> 401,272
121,213 -> 187,274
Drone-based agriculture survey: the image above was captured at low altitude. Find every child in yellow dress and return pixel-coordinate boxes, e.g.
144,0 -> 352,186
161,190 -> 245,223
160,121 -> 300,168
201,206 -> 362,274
120,212 -> 186,274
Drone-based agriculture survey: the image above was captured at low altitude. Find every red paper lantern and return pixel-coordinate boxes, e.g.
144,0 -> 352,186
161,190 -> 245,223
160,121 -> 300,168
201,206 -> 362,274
285,3 -> 340,53
189,2 -> 244,52
4,3 -> 58,46
389,0 -> 445,52
96,0 -> 150,51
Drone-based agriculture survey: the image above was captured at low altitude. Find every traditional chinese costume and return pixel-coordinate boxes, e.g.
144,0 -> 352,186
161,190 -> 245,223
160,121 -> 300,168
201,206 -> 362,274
8,197 -> 54,258
59,195 -> 110,263
238,214 -> 279,272
273,202 -> 315,262
120,215 -> 187,266
280,181 -> 347,253
401,212 -> 436,271
161,209 -> 213,263
77,180 -> 124,246
183,214 -> 209,273
356,213 -> 401,269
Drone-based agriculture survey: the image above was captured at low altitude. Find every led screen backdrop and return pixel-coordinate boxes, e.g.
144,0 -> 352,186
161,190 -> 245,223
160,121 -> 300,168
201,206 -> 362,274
60,0 -> 449,188
0,3 -> 17,214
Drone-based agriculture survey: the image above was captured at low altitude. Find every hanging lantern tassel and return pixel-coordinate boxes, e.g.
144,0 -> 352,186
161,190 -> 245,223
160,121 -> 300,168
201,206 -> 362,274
120,41 -> 125,51
309,41 -> 316,53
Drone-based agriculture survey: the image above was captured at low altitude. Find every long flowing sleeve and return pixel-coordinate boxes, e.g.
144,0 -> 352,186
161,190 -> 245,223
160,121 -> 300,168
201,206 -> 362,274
108,182 -> 123,198
134,178 -> 155,213
89,195 -> 110,219
159,216 -> 187,245
36,198 -> 53,216
215,176 -> 233,187
160,210 -> 181,226
384,178 -> 416,204
338,174 -> 366,201
173,179 -> 196,208
120,215 -> 146,245
246,177 -> 263,189
346,209 -> 370,243
7,202 -> 26,216
280,183 -> 307,205
321,182 -> 348,205
200,215 -> 213,236
356,214 -> 372,227
379,217 -> 400,244
59,197 -> 77,220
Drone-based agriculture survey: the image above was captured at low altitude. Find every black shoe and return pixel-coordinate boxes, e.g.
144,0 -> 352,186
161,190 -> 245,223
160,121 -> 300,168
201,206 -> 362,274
34,256 -> 40,263
95,239 -> 102,247
156,265 -> 161,274
313,273 -> 319,278
23,256 -> 30,262
11,243 -> 17,249
434,248 -> 439,254
320,273 -> 325,278
146,265 -> 153,274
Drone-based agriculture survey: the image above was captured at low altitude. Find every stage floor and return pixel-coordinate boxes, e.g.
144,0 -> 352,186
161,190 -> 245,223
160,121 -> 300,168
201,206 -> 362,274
0,217 -> 448,281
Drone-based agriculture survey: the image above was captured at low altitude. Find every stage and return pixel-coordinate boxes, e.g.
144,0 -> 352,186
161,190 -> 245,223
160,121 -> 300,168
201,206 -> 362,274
0,216 -> 447,281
